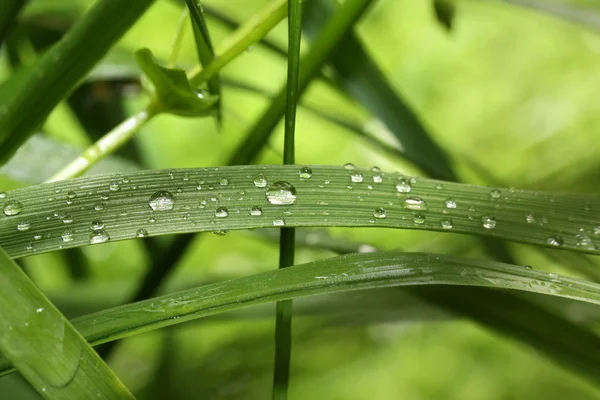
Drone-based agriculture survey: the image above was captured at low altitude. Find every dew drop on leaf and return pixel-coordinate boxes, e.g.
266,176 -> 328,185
148,191 -> 175,211
253,174 -> 267,188
89,230 -> 110,244
91,220 -> 104,231
440,219 -> 453,229
490,189 -> 501,199
395,178 -> 411,193
481,215 -> 496,229
546,236 -> 564,246
17,221 -> 31,232
61,230 -> 74,242
403,197 -> 427,210
266,182 -> 297,205
444,199 -> 457,209
250,206 -> 263,216
343,163 -> 355,170
3,200 -> 23,216
350,172 -> 363,183
215,206 -> 229,218
219,178 -> 229,186
299,166 -> 313,179
136,228 -> 148,238
109,181 -> 120,191
413,214 -> 426,224
373,207 -> 386,219
273,218 -> 286,227
525,213 -> 537,224
213,230 -> 229,236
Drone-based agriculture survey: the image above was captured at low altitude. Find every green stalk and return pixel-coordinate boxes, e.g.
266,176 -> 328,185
273,1 -> 302,398
168,8 -> 190,68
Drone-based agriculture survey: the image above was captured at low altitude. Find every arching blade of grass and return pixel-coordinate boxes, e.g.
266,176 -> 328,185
0,165 -> 598,258
184,0 -> 221,122
2,251 -> 600,382
0,0 -> 27,46
0,0 -> 156,164
0,247 -> 134,398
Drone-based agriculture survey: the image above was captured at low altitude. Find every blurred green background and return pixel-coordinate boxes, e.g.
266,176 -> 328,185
2,0 -> 600,398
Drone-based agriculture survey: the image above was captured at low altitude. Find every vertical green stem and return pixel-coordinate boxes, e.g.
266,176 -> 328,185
273,1 -> 302,399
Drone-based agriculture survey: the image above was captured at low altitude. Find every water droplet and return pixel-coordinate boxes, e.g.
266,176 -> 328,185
136,228 -> 148,238
17,221 -> 31,231
99,192 -> 110,200
525,213 -> 537,224
91,220 -> 104,230
253,174 -> 267,188
372,174 -> 383,183
273,218 -> 286,227
219,178 -> 229,186
61,230 -> 74,242
594,226 -> 600,235
93,203 -> 104,211
546,236 -> 564,246
350,172 -> 363,183
148,191 -> 175,211
148,217 -> 156,223
213,230 -> 229,236
109,181 -> 120,191
481,215 -> 496,229
373,207 -> 386,219
440,219 -> 453,229
413,214 -> 426,224
266,182 -> 297,205
36,307 -> 44,313
490,189 -> 501,199
215,206 -> 229,218
524,265 -> 533,270
299,166 -> 313,179
33,234 -> 42,240
250,206 -> 263,216
435,184 -> 444,190
575,234 -> 596,250
395,178 -> 411,193
67,191 -> 77,199
3,200 -> 23,216
403,197 -> 427,210
89,230 -> 110,244
343,163 -> 356,170
0,192 -> 6,199
371,166 -> 381,172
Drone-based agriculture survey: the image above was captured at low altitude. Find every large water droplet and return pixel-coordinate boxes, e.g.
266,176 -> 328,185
413,214 -> 426,224
136,228 -> 148,238
89,230 -> 110,244
250,206 -> 263,216
395,178 -> 411,193
372,174 -> 383,183
273,218 -> 286,227
61,230 -> 74,242
481,215 -> 496,229
299,167 -> 313,179
350,172 -> 363,183
3,200 -> 23,216
490,189 -> 501,199
546,236 -> 564,246
253,174 -> 267,188
91,220 -> 104,231
109,181 -> 120,191
373,207 -> 386,219
265,182 -> 297,205
17,221 -> 31,232
148,191 -> 174,211
575,234 -> 596,250
444,199 -> 457,209
215,206 -> 229,218
219,178 -> 229,186
440,219 -> 453,229
403,197 -> 427,210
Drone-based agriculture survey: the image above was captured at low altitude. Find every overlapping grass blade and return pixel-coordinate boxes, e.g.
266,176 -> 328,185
2,251 -> 600,382
0,0 -> 156,164
0,0 -> 27,45
0,247 -> 134,398
0,165 -> 598,258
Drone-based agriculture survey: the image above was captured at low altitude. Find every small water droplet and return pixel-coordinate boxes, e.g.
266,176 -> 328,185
253,174 -> 267,188
481,215 -> 496,229
93,203 -> 104,211
148,217 -> 156,223
373,207 -> 386,219
403,197 -> 427,210
61,230 -> 74,242
91,220 -> 104,231
413,214 -> 426,224
594,226 -> 600,235
395,178 -> 411,193
215,206 -> 229,218
136,228 -> 148,238
371,166 -> 381,172
250,206 -> 263,216
299,166 -> 313,179
524,265 -> 533,270
99,192 -> 110,200
36,307 -> 44,313
109,181 -> 120,191
350,172 -> 363,183
372,174 -> 383,183
273,218 -> 286,227
3,200 -> 23,216
441,199 -> 456,209
149,191 -> 175,211
490,189 -> 501,199
67,191 -> 77,199
219,178 -> 229,186
575,234 -> 596,250
17,221 -> 31,231
435,184 -> 444,190
266,182 -> 297,205
525,213 -> 537,224
213,230 -> 229,236
440,219 -> 453,229
89,230 -> 110,244
62,215 -> 73,224
546,236 -> 564,246
343,163 -> 355,170
33,234 -> 42,240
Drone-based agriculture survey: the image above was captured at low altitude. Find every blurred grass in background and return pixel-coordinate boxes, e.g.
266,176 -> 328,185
2,0 -> 600,398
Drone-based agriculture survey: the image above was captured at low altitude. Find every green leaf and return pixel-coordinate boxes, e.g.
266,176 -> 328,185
183,0 -> 221,122
0,1 -> 27,46
0,165 -> 598,258
135,48 -> 217,117
0,0 -> 156,164
0,247 -> 134,398
2,251 -> 600,382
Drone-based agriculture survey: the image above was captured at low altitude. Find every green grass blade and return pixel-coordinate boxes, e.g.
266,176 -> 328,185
0,0 -> 27,46
273,1 -> 303,398
0,0 -> 155,164
227,0 -> 374,165
2,251 -> 600,381
0,247 -> 134,398
1,165 -> 598,258
303,0 -> 456,181
183,0 -> 221,122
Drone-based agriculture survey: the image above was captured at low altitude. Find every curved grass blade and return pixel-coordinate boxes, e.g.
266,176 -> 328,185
2,251 -> 600,382
0,247 -> 134,398
0,0 -> 156,164
0,1 -> 27,46
184,0 -> 221,123
0,165 -> 599,258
